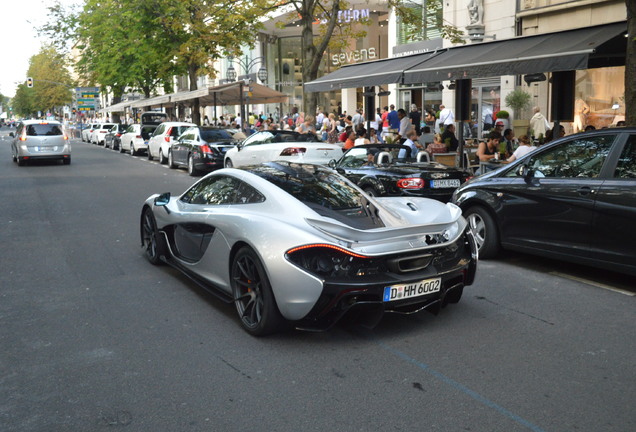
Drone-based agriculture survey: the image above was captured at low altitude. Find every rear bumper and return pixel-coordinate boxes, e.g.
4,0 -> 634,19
295,231 -> 477,331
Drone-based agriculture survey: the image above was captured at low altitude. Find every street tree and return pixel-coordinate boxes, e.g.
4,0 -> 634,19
20,46 -> 74,117
12,84 -> 36,118
154,0 -> 272,125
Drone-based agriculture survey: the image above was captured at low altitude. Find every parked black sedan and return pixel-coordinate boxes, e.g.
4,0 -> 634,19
169,126 -> 240,176
452,127 -> 636,276
330,144 -> 470,202
104,124 -> 127,150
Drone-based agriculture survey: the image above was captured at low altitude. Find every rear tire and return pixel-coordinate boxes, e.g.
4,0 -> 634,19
17,157 -> 26,166
465,206 -> 499,259
147,147 -> 153,161
224,158 -> 233,168
168,150 -> 176,169
231,247 -> 284,336
188,154 -> 199,176
158,148 -> 167,164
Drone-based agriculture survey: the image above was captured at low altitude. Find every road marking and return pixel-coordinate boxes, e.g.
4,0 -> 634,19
375,340 -> 548,432
549,272 -> 635,296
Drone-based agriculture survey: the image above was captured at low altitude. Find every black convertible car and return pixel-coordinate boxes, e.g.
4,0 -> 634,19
331,144 -> 470,202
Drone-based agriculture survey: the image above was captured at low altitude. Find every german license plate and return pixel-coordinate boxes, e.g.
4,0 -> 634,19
383,278 -> 441,302
430,179 -> 460,188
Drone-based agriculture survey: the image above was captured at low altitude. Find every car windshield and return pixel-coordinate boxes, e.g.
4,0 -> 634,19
26,124 -> 63,136
200,129 -> 234,141
248,162 -> 384,229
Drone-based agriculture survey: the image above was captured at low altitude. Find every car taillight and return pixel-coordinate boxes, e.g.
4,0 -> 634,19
19,129 -> 27,141
165,128 -> 172,142
116,133 -> 122,137
200,144 -> 215,155
100,130 -> 107,133
286,244 -> 374,279
397,178 -> 425,189
135,135 -> 142,139
279,147 -> 307,156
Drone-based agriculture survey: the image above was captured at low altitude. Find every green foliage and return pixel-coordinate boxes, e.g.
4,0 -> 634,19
504,89 -> 532,112
12,45 -> 74,117
495,110 -> 509,119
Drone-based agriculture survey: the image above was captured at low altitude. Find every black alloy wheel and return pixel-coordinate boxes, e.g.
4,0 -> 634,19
141,208 -> 164,265
231,247 -> 283,336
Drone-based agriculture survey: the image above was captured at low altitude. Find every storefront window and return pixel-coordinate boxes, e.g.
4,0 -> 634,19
276,37 -> 304,117
397,0 -> 443,44
572,66 -> 625,131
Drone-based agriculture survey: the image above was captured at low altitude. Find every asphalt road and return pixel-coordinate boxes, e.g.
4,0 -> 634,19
1,129 -> 634,432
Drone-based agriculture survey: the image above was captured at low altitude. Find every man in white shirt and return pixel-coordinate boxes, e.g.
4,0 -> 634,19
352,109 -> 364,128
397,108 -> 413,140
439,105 -> 455,129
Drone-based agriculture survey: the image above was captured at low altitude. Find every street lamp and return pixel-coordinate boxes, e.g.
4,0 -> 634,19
225,56 -> 269,133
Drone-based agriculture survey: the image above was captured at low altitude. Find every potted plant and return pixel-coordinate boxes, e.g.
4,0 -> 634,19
505,88 -> 532,136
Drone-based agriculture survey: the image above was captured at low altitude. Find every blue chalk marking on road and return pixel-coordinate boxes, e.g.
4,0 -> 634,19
376,340 -> 548,432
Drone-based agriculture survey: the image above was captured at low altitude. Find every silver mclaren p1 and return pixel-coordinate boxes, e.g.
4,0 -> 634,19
140,162 -> 478,335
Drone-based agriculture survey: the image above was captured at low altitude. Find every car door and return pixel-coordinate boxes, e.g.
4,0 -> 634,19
149,124 -> 165,157
234,132 -> 272,166
589,132 -> 636,273
497,134 -> 616,257
172,175 -> 248,288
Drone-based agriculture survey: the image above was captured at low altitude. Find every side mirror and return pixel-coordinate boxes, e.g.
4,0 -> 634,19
518,164 -> 534,181
328,159 -> 337,168
9,132 -> 14,138
154,192 -> 171,206
237,143 -> 243,151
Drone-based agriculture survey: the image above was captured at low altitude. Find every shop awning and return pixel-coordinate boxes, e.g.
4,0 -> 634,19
130,94 -> 172,109
202,82 -> 288,105
304,51 -> 441,92
98,100 -> 133,114
304,21 -> 626,91
403,21 -> 626,84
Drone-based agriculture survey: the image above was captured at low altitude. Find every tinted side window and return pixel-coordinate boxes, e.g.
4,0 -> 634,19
235,182 -> 265,204
180,176 -> 240,205
528,135 -> 616,178
153,124 -> 165,136
614,134 -> 636,179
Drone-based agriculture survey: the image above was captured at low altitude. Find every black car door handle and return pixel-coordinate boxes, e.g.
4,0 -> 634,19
577,186 -> 595,196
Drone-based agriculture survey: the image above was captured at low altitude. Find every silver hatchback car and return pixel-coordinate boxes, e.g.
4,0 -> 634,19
10,120 -> 71,165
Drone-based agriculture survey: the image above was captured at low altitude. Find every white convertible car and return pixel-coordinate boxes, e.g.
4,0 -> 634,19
223,130 -> 342,168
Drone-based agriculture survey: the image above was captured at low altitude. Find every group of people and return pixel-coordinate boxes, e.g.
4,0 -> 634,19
309,104 -> 465,160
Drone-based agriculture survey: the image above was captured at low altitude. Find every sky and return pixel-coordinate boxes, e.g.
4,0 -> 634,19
1,0 -> 77,98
